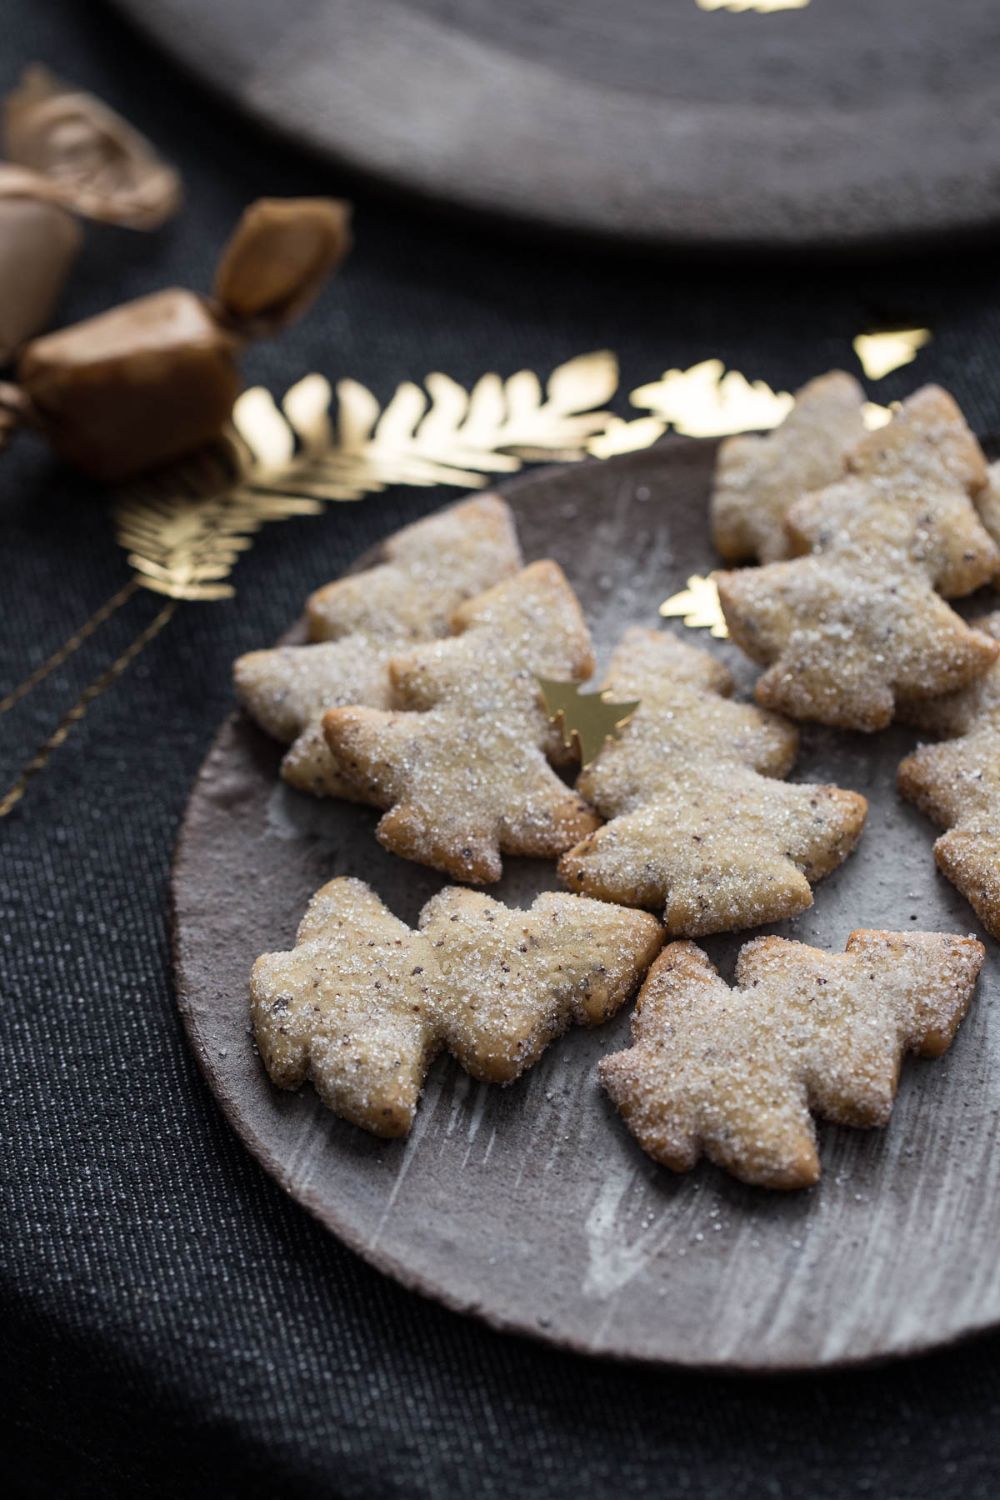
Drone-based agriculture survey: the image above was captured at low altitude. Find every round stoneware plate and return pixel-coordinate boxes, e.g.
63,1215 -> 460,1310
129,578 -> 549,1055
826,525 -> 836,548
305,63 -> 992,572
120,0 -> 1000,250
173,441 -> 1000,1370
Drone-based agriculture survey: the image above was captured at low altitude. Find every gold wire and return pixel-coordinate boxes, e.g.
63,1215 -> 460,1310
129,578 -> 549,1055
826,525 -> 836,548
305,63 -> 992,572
0,598 -> 177,819
0,578 -> 140,715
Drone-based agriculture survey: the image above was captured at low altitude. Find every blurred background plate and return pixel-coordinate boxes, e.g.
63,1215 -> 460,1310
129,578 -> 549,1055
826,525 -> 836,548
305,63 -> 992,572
116,0 -> 1000,251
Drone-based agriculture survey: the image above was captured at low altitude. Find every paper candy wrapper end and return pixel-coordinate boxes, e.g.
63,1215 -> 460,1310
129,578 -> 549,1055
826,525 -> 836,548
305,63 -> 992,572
9,196 -> 353,481
0,66 -> 182,364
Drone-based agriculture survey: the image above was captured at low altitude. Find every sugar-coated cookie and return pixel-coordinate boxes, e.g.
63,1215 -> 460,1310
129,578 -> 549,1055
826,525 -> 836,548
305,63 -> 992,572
600,930 -> 984,1190
234,494 -> 521,796
711,371 -> 867,565
323,561 -> 601,883
558,628 -> 866,935
973,459 -> 1000,552
786,386 -> 996,596
899,612 -> 1000,940
718,558 -> 999,733
718,388 -> 1000,731
251,877 -> 663,1136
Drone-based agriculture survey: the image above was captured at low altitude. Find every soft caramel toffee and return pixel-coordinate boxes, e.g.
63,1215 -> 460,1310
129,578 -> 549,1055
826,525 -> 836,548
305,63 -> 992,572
7,196 -> 350,479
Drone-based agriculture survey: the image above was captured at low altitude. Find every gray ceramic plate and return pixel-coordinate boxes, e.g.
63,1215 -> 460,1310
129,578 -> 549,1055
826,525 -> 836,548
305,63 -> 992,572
119,0 -> 1000,249
173,441 -> 1000,1370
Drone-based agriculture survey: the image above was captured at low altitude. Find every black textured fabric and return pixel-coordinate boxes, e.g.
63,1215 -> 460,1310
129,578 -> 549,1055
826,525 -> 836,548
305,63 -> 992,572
4,4 -> 1000,1496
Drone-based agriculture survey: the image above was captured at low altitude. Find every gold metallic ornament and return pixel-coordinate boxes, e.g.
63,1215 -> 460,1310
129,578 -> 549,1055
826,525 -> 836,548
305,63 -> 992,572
695,0 -> 810,11
587,414 -> 666,459
629,357 -> 894,440
659,575 -> 729,639
862,401 -> 894,430
112,353 -> 620,602
537,677 -> 640,768
630,359 -> 795,439
853,328 -> 932,381
234,352 -> 620,498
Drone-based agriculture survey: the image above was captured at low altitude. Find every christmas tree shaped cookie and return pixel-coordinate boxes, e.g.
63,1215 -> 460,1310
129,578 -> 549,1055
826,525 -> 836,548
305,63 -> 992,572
786,385 -> 995,594
718,388 -> 1000,731
601,930 -> 984,1189
974,459 -> 1000,550
899,612 -> 1000,940
234,494 -> 521,796
251,877 -> 663,1136
711,370 -> 867,565
558,629 -> 867,935
323,561 -> 601,883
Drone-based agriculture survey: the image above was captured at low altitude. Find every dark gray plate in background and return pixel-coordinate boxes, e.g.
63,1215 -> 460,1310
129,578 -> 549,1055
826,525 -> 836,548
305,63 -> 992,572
118,0 -> 1000,250
172,442 -> 1000,1370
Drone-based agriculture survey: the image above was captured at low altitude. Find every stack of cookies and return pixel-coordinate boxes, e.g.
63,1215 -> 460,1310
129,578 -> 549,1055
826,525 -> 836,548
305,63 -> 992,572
235,382 -> 996,1191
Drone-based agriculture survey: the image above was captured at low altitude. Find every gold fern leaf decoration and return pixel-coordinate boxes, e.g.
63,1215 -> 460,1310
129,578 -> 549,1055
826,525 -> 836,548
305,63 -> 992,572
115,352 -> 620,601
630,359 -> 795,438
630,357 -> 895,441
237,351 -> 619,503
114,448 -> 322,602
587,414 -> 667,459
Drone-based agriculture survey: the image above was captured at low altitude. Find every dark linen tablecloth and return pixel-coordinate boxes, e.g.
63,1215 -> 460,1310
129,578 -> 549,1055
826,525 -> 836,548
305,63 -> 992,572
5,3 -> 1000,1496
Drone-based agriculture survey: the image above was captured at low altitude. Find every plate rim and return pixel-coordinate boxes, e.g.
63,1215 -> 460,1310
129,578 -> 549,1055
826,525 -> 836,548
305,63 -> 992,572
115,0 -> 1000,252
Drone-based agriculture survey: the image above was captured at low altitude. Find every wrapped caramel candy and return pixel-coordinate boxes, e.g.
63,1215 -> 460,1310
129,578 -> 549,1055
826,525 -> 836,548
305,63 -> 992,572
0,65 -> 181,363
9,197 -> 351,481
0,196 -> 81,365
215,197 -> 351,331
19,291 -> 241,480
